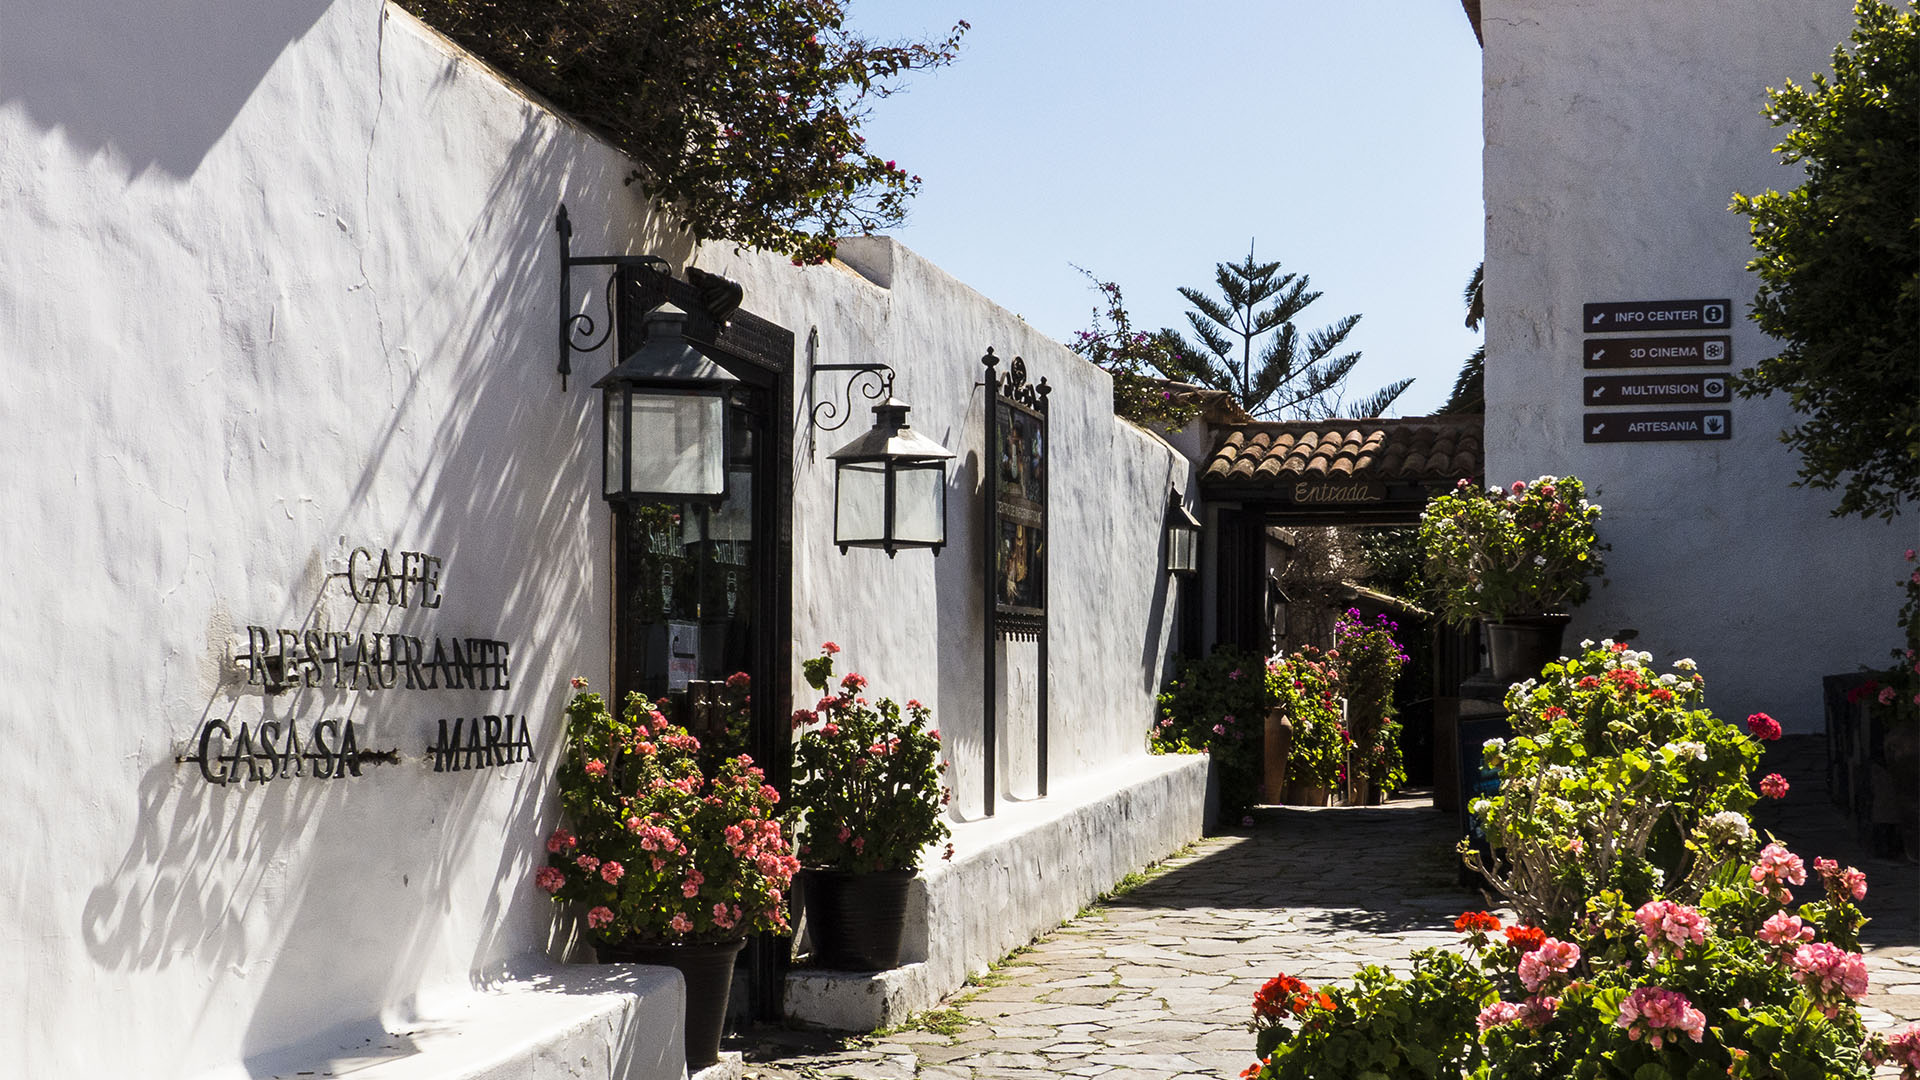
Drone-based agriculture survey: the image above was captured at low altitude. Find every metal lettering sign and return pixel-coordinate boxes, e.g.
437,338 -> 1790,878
1583,336 -> 1730,369
1583,373 -> 1730,406
1583,299 -> 1732,332
182,545 -> 528,785
1583,409 -> 1732,443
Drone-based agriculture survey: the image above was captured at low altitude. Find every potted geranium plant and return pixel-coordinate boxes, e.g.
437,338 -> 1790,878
1269,646 -> 1343,805
1152,646 -> 1268,821
535,678 -> 798,1068
788,644 -> 952,971
1417,475 -> 1606,681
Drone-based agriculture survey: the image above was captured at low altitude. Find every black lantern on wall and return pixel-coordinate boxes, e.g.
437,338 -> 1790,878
827,398 -> 955,556
1165,493 -> 1202,575
592,302 -> 739,504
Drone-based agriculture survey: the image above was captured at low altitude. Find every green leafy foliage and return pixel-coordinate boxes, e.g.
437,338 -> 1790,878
1165,244 -> 1409,421
399,0 -> 966,264
1243,648 -> 1899,1079
1151,647 -> 1271,820
789,644 -> 951,872
1729,0 -> 1919,519
1465,642 -> 1762,930
1418,476 -> 1606,625
1066,268 -> 1203,428
539,683 -> 797,943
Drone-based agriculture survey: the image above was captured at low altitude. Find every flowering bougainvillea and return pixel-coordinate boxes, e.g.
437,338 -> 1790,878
1332,609 -> 1408,801
788,645 -> 950,872
538,681 -> 796,944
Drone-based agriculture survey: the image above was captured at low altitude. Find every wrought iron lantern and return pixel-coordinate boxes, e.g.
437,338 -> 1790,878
828,397 -> 956,556
592,302 -> 739,504
1165,493 -> 1202,575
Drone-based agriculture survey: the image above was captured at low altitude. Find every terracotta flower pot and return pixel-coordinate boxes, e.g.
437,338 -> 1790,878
599,936 -> 746,1068
1282,782 -> 1329,806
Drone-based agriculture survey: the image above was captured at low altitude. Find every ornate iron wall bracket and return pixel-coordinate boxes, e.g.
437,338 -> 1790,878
806,344 -> 896,454
555,204 -> 670,391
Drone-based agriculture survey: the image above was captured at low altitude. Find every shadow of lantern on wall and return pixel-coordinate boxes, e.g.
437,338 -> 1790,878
808,361 -> 955,557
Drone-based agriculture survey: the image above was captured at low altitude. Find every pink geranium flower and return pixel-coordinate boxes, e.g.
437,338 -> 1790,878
584,759 -> 607,778
1746,712 -> 1782,741
1477,1000 -> 1522,1031
1518,939 -> 1580,992
1617,987 -> 1706,1049
1758,911 -> 1816,947
1634,900 -> 1709,955
1791,942 -> 1870,1004
1759,773 -> 1790,799
600,861 -> 625,885
1751,842 -> 1807,888
535,866 -> 566,894
587,905 -> 614,929
669,912 -> 693,934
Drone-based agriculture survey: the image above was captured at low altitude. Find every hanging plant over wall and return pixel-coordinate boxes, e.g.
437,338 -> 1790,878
400,0 -> 967,265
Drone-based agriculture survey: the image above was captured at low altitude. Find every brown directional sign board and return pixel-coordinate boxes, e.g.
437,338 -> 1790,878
1583,299 -> 1732,332
1583,372 -> 1730,407
1584,336 -> 1730,368
1583,409 -> 1731,443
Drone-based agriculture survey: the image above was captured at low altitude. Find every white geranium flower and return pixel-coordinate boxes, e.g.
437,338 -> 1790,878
1674,658 -> 1697,671
1706,811 -> 1751,841
1533,555 -> 1547,566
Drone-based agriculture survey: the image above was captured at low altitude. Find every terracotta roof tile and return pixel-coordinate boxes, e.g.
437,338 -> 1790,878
1202,416 -> 1484,490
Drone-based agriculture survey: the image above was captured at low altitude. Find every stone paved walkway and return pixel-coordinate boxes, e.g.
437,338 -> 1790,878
733,779 -> 1918,1080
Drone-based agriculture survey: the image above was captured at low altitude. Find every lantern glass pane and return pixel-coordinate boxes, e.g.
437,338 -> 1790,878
835,460 -> 887,544
603,386 -> 625,498
893,462 -> 946,545
1169,526 -> 1198,573
626,391 -> 725,497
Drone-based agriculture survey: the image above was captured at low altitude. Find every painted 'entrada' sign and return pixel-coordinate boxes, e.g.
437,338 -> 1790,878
183,546 -> 530,785
1290,480 -> 1386,504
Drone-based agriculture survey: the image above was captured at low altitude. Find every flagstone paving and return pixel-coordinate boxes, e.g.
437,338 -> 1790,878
733,768 -> 1918,1080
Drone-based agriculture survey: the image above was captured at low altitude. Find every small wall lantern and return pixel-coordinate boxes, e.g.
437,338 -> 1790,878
827,398 -> 955,556
1165,493 -> 1202,575
593,302 -> 739,504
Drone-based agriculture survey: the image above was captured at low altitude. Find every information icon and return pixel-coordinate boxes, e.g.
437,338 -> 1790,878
1703,303 -> 1726,325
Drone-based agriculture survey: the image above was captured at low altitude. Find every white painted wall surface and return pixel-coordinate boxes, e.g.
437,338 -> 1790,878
0,2 -> 1189,1073
1480,0 -> 1908,732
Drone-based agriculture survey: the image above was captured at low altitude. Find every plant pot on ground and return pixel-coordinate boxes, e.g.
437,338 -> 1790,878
789,643 -> 952,972
534,680 -> 798,1068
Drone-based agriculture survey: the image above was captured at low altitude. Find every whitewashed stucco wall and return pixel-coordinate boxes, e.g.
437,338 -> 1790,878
1480,0 -> 1907,732
0,2 -> 1187,1074
699,238 -> 1188,818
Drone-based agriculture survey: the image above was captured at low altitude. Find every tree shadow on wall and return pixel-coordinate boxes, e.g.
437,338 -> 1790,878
78,18 -> 704,1071
0,0 -> 336,178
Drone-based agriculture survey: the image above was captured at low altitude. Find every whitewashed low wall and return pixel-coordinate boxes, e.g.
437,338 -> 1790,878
785,753 -> 1210,1031
0,1 -> 1198,1074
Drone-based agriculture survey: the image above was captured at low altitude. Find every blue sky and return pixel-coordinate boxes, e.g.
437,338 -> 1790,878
845,1 -> 1486,417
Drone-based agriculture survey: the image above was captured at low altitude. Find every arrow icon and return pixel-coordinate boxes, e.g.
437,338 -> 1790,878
1591,347 -> 1606,362
1591,312 -> 1607,325
1591,422 -> 1607,435
1592,385 -> 1606,398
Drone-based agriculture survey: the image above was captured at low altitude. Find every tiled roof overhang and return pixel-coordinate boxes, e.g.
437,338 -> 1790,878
1201,415 -> 1484,523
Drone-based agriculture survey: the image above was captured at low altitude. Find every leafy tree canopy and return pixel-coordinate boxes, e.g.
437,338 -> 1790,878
1158,244 -> 1410,421
1441,263 -> 1484,415
1731,0 -> 1918,519
401,0 -> 965,264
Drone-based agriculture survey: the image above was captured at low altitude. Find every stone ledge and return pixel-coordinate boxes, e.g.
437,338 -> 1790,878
783,752 -> 1210,1030
209,962 -> 687,1080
